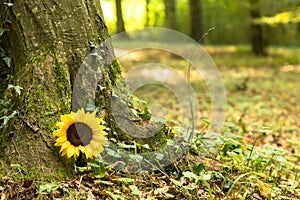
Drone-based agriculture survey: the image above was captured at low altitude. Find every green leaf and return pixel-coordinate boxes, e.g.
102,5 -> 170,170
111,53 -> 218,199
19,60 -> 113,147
0,28 -> 9,37
117,177 -> 134,183
166,139 -> 175,146
2,56 -> 11,68
106,191 -> 126,200
117,142 -> 136,149
140,107 -> 151,120
155,152 -> 164,160
164,193 -> 174,198
7,84 -> 23,96
86,98 -> 99,112
88,159 -> 106,178
129,154 -> 143,162
39,183 -> 59,192
106,148 -> 121,158
202,173 -> 212,181
94,180 -> 114,185
223,122 -> 236,128
193,162 -> 205,175
4,2 -> 14,7
129,185 -> 142,196
170,178 -> 183,187
141,143 -> 150,149
0,111 -> 18,126
182,171 -> 198,180
202,119 -> 211,125
275,156 -> 285,162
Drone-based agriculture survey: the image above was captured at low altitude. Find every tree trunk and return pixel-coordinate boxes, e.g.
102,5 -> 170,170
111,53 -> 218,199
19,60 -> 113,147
116,0 -> 125,33
249,0 -> 266,56
145,0 -> 150,26
115,0 -> 129,39
189,0 -> 203,41
0,0 -> 120,180
164,0 -> 176,29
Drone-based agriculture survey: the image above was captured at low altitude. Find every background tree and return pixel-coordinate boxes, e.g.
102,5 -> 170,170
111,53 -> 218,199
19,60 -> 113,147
0,0 -> 119,179
164,0 -> 177,29
145,0 -> 150,26
116,0 -> 126,34
249,0 -> 266,56
188,0 -> 203,41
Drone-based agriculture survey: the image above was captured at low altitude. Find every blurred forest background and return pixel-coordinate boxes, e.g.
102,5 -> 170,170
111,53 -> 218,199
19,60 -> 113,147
101,0 -> 300,55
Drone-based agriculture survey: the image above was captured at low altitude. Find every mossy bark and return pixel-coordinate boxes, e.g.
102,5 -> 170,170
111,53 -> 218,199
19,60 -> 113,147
0,0 -> 116,180
0,0 -> 168,180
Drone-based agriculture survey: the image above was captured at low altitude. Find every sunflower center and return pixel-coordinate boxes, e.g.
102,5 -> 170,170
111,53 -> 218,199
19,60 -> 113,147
66,122 -> 93,146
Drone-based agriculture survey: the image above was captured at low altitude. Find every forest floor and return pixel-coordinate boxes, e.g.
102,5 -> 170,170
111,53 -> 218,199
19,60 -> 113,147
1,45 -> 300,199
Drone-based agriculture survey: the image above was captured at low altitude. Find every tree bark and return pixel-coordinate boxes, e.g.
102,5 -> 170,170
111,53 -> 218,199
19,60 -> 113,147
115,0 -> 129,39
164,0 -> 176,29
249,0 -> 266,56
145,0 -> 150,26
0,0 -> 119,180
189,0 -> 203,41
116,0 -> 125,33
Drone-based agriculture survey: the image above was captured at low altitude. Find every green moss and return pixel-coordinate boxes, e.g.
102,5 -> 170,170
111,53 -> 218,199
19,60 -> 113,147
54,63 -> 70,102
149,126 -> 177,150
108,59 -> 122,85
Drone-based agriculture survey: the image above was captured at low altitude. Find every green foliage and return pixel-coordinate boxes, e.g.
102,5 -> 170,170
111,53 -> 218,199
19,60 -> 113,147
102,0 -> 300,45
254,7 -> 300,25
39,183 -> 60,192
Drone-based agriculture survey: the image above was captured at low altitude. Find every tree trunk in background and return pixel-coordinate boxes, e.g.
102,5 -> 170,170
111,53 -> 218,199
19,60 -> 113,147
189,0 -> 203,41
116,0 -> 125,33
164,0 -> 177,29
115,0 -> 129,38
0,0 -> 120,180
145,0 -> 150,26
249,0 -> 266,56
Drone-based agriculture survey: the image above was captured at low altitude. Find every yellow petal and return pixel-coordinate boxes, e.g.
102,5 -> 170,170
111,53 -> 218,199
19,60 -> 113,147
93,134 -> 108,143
85,145 -> 96,156
99,125 -> 107,132
56,136 -> 67,144
98,118 -> 103,124
61,114 -> 74,125
75,108 -> 85,120
61,149 -> 67,157
52,130 -> 64,137
96,145 -> 104,153
80,146 -> 93,159
67,145 -> 76,158
74,147 -> 80,158
60,141 -> 71,152
56,122 -> 65,127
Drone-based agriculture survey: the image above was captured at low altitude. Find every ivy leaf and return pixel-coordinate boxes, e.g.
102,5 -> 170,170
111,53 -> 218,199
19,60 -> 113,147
182,171 -> 199,180
164,193 -> 175,198
39,183 -> 59,192
0,111 -> 18,126
4,2 -> 14,7
117,177 -> 134,183
129,185 -> 142,196
7,84 -> 23,96
170,178 -> 183,187
2,56 -> 11,68
0,28 -> 9,37
193,162 -> 205,175
140,107 -> 151,120
94,180 -> 114,185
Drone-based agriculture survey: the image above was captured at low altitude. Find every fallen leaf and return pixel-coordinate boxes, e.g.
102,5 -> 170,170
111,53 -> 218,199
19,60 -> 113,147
254,179 -> 271,198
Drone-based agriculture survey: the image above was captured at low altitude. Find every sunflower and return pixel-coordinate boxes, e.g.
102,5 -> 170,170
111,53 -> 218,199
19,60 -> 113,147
52,108 -> 108,159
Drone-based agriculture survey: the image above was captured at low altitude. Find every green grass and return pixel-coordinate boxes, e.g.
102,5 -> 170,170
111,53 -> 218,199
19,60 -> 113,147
114,44 -> 300,199
3,45 -> 300,199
